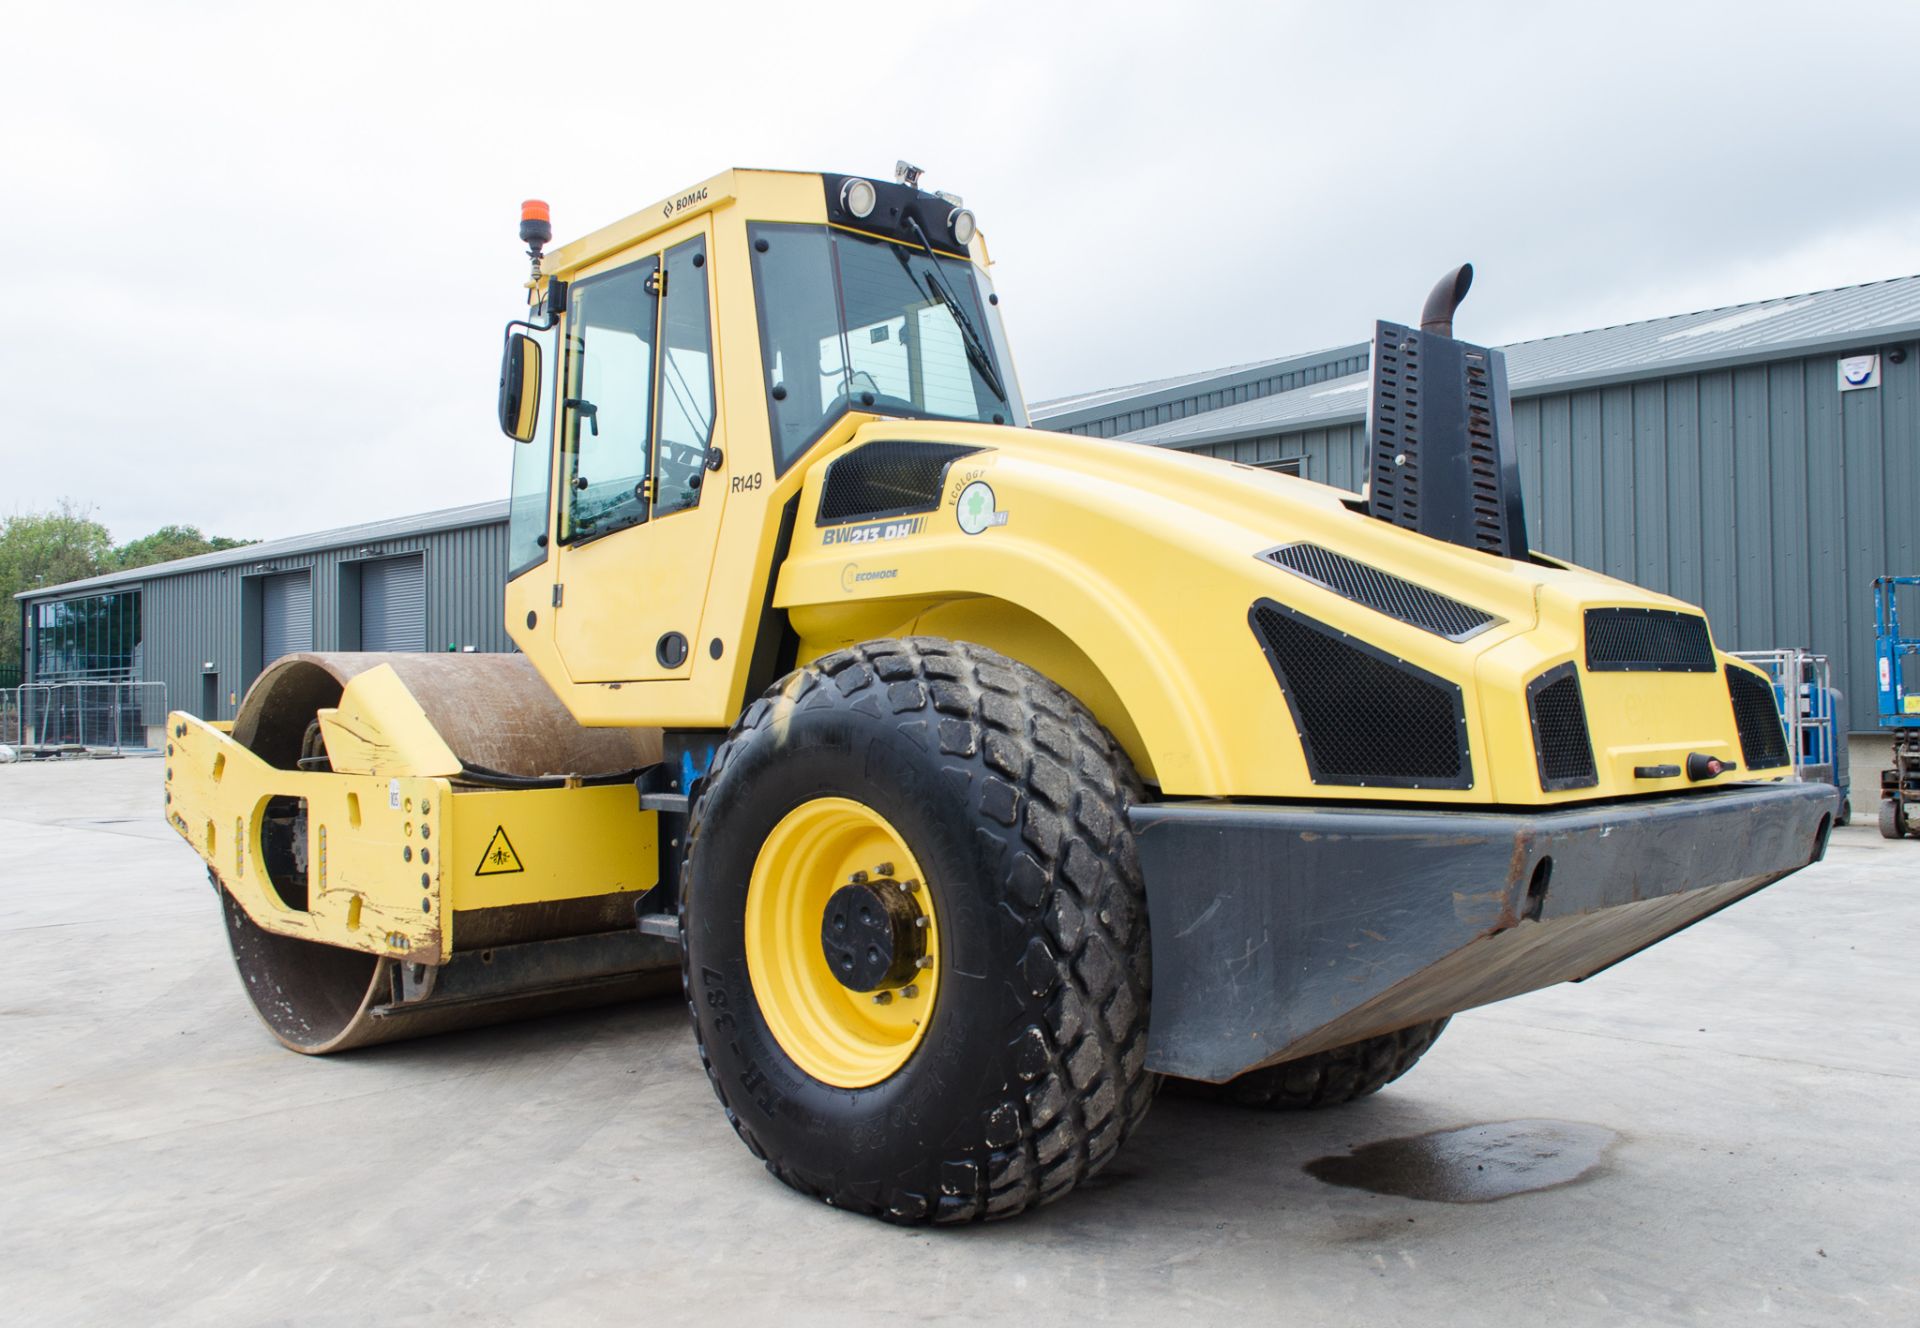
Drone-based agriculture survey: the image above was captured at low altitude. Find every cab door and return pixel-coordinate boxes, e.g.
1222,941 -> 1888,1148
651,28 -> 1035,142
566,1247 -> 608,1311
553,221 -> 726,682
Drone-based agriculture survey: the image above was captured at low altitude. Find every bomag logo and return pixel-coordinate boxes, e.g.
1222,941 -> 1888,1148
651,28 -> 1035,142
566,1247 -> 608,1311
821,517 -> 924,547
663,186 -> 710,218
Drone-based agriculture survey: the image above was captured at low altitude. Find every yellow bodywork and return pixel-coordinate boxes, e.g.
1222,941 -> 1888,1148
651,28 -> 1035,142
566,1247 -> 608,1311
495,167 -> 1787,807
775,423 -> 1786,803
165,664 -> 657,962
169,166 -> 1790,969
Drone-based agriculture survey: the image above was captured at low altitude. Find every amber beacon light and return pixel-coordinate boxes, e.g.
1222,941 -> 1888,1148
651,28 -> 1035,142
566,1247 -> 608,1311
520,199 -> 552,279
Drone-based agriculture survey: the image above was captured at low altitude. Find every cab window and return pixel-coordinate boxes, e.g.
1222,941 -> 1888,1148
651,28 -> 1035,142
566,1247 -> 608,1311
562,258 -> 657,543
653,237 -> 714,517
748,223 -> 1018,475
506,321 -> 557,577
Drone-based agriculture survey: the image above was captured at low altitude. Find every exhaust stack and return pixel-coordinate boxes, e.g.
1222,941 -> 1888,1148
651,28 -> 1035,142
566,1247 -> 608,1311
1420,263 -> 1474,337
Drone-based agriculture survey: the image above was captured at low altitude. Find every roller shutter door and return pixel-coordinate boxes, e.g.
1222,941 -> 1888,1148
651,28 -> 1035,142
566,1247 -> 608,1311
361,555 -> 425,652
260,571 -> 312,665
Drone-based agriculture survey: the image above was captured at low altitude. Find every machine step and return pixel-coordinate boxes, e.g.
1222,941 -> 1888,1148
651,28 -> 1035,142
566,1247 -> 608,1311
636,912 -> 681,941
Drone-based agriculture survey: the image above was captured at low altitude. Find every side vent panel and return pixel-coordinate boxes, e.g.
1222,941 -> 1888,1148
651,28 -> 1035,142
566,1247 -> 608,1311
1726,665 -> 1790,771
1526,663 -> 1598,792
1585,608 -> 1715,673
1249,599 -> 1471,790
1368,326 -> 1423,532
816,441 -> 984,526
1260,543 -> 1502,641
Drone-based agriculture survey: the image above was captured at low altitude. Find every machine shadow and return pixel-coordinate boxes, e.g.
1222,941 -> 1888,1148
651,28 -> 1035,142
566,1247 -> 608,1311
339,989 -> 1588,1238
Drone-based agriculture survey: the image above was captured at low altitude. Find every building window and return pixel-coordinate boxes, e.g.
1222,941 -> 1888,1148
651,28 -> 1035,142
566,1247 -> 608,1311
31,590 -> 142,682
1252,457 -> 1304,477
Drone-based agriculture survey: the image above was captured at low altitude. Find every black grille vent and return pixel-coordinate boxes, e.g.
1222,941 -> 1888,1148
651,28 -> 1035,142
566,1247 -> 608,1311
1527,663 -> 1598,791
1260,543 -> 1501,640
1249,599 -> 1470,789
1585,607 -> 1715,672
816,441 -> 984,525
1726,665 -> 1790,771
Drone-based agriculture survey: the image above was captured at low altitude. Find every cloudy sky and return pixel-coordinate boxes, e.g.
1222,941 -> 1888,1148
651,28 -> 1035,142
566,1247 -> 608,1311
5,1 -> 1919,543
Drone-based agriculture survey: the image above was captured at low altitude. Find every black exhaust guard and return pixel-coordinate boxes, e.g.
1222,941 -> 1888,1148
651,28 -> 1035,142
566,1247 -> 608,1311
1367,263 -> 1530,560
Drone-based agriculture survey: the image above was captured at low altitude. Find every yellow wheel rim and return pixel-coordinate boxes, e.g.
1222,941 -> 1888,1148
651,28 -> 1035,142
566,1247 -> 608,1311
744,797 -> 939,1089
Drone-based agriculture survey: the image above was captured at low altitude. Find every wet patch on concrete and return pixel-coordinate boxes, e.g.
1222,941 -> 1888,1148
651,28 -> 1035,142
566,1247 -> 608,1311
1306,1119 -> 1617,1203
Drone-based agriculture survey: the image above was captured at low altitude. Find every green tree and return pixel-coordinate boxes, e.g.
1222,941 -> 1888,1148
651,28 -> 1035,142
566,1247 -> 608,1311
1,507 -> 256,681
113,524 -> 254,571
0,500 -> 115,677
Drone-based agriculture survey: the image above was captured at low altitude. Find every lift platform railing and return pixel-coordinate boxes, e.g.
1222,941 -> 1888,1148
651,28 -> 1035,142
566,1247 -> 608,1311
1729,649 -> 1844,792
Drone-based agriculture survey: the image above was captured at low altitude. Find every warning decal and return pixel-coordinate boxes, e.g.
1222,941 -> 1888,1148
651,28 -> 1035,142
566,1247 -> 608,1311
475,826 -> 525,876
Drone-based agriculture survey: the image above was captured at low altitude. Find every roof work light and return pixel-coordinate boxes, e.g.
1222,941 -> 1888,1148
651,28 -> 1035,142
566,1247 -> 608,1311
840,177 -> 878,219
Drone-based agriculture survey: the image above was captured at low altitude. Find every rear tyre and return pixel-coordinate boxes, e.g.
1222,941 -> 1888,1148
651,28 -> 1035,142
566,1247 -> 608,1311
1175,1018 -> 1449,1110
681,638 -> 1156,1223
1835,797 -> 1851,828
1881,799 -> 1907,840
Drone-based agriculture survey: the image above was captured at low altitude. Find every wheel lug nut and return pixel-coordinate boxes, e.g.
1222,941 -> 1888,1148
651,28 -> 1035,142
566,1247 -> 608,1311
875,862 -> 894,877
849,870 -> 868,885
915,956 -> 932,970
901,878 -> 920,894
914,916 -> 928,929
901,984 -> 919,999
872,991 -> 893,1005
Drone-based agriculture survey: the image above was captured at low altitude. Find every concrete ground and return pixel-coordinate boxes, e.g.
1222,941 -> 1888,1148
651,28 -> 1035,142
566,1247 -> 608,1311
2,758 -> 1915,1327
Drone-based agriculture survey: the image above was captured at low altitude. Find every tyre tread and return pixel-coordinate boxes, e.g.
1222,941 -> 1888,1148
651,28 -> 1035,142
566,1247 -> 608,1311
1179,1018 -> 1449,1111
680,637 -> 1157,1223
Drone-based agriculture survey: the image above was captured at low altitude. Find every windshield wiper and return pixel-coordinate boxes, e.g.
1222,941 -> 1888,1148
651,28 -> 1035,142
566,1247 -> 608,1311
898,216 -> 1008,407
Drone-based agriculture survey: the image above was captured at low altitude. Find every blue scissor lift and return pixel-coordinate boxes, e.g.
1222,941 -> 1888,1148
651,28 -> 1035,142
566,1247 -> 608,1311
1874,576 -> 1920,839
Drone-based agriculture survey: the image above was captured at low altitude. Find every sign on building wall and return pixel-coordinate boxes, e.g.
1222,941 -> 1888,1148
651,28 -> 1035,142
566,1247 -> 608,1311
1838,354 -> 1880,391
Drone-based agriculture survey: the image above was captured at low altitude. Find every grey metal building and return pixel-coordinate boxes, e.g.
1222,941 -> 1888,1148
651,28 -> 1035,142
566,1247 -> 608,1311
1036,275 -> 1920,750
15,275 -> 1916,773
15,500 -> 512,724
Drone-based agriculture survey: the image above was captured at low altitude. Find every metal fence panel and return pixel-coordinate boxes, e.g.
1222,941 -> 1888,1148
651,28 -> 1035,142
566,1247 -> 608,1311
0,681 -> 167,754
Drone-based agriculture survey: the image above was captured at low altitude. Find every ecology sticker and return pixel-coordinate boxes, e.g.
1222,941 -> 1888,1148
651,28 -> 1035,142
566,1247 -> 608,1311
956,481 -> 1008,535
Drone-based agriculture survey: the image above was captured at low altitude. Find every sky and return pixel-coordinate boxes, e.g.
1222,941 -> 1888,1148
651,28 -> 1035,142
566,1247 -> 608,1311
4,0 -> 1920,544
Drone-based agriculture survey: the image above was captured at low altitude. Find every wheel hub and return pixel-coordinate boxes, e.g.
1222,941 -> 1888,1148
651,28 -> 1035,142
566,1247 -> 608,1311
743,797 -> 940,1088
821,876 -> 926,992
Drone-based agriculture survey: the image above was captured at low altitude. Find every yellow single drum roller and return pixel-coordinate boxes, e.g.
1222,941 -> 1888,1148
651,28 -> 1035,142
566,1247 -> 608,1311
164,165 -> 1839,1224
168,653 -> 676,1053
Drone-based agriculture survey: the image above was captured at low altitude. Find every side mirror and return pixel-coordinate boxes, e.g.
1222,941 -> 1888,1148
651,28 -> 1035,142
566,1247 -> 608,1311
498,331 -> 541,442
